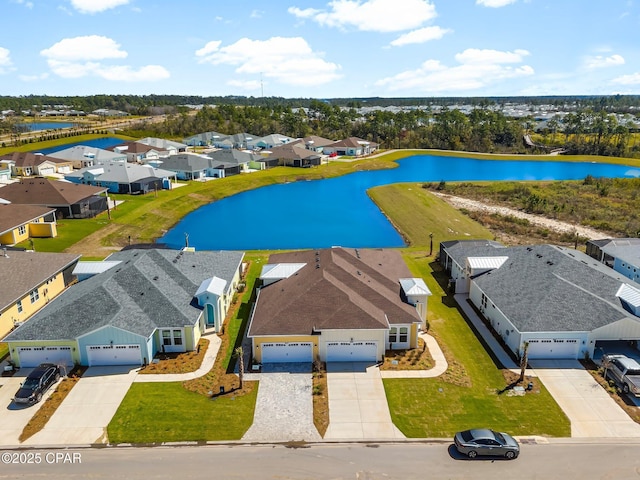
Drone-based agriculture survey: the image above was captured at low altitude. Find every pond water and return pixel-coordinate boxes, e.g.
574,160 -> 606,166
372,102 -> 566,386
160,155 -> 640,251
17,122 -> 75,131
31,137 -> 123,155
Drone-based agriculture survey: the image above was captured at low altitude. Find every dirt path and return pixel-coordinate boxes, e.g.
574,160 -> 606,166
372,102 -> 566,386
431,192 -> 606,240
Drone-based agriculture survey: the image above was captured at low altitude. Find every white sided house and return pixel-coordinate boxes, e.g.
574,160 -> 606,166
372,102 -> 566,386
451,243 -> 640,360
247,248 -> 431,364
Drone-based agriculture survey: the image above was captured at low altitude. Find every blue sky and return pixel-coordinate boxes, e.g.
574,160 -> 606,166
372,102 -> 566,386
1,0 -> 639,98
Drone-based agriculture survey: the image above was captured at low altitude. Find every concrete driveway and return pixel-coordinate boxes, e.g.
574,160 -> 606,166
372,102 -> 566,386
0,369 -> 60,447
530,359 -> 640,437
324,362 -> 405,440
23,366 -> 138,446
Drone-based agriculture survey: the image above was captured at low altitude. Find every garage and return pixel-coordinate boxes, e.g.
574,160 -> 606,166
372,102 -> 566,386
527,338 -> 579,359
325,341 -> 378,362
18,346 -> 73,367
87,344 -> 142,366
261,342 -> 313,363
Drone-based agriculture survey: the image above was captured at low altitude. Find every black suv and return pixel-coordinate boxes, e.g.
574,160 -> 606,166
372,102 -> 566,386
13,363 -> 62,405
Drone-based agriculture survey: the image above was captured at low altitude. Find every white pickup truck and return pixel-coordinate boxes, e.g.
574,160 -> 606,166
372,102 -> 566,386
601,354 -> 640,397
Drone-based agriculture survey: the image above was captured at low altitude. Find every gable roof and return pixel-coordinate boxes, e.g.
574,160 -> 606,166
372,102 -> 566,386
596,238 -> 640,267
0,151 -> 71,168
0,204 -> 56,235
4,248 -> 244,342
399,278 -> 431,296
0,178 -> 107,205
266,143 -> 322,161
155,153 -> 211,172
48,145 -> 126,163
248,248 -> 421,337
136,137 -> 187,150
109,141 -> 163,155
77,162 -> 175,183
441,239 -> 506,267
326,137 -> 379,149
473,244 -> 640,333
0,250 -> 80,314
206,149 -> 263,167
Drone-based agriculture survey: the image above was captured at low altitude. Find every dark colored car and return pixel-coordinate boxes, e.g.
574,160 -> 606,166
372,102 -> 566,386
13,363 -> 62,405
454,428 -> 520,459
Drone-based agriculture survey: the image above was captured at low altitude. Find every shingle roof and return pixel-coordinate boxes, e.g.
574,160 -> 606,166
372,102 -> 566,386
4,248 -> 244,342
474,244 -> 638,332
248,248 -> 421,336
0,204 -> 56,235
155,154 -> 211,172
326,137 -> 379,148
48,146 -> 126,163
266,143 -> 322,161
442,239 -> 506,267
81,162 -> 174,183
0,178 -> 107,205
0,152 -> 71,168
206,149 -> 262,168
0,250 -> 80,313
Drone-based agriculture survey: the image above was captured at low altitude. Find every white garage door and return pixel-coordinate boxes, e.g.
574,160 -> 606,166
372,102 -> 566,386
18,346 -> 73,367
39,167 -> 55,175
326,342 -> 378,362
261,342 -> 313,363
527,339 -> 579,359
87,345 -> 142,366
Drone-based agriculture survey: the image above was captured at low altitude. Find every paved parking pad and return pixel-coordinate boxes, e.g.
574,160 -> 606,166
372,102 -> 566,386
0,370 -> 58,447
324,362 -> 405,440
530,359 -> 640,438
24,366 -> 138,446
242,363 -> 321,442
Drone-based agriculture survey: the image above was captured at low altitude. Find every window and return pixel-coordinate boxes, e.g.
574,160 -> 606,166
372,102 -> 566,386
17,300 -> 23,313
389,327 -> 397,343
18,225 -> 26,235
30,289 -> 40,304
173,330 -> 182,346
162,330 -> 172,346
399,327 -> 408,343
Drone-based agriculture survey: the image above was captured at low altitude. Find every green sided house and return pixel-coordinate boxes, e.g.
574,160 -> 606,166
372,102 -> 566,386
3,248 -> 244,367
247,248 -> 431,364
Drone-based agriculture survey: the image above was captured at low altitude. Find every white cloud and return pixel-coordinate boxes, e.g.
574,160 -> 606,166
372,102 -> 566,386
19,73 -> 50,82
390,26 -> 451,47
476,0 -> 517,7
250,9 -> 263,18
227,79 -> 262,91
612,73 -> 640,85
41,36 -> 169,82
69,0 -> 130,14
195,37 -> 341,86
375,48 -> 533,92
41,35 -> 127,61
13,0 -> 34,9
0,47 -> 14,74
584,54 -> 625,69
288,0 -> 437,33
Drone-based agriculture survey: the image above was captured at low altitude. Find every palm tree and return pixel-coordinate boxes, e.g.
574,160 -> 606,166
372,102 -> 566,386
519,342 -> 529,383
234,346 -> 244,390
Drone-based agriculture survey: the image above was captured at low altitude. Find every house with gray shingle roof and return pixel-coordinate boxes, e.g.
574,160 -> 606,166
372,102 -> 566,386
147,153 -> 213,180
206,149 -> 266,176
136,137 -> 188,153
48,145 -> 127,169
0,250 -> 80,341
247,248 -> 430,363
449,243 -> 640,360
3,248 -> 245,367
64,162 -> 176,194
322,137 -> 378,157
183,131 -> 230,148
586,238 -> 640,285
264,143 -> 323,168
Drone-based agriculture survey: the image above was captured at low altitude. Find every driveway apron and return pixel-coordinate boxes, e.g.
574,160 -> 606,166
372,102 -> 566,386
242,364 -> 321,442
24,366 -> 138,445
324,362 -> 405,440
530,359 -> 640,438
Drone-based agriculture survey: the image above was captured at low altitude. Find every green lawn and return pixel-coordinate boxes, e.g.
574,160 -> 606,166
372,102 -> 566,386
382,252 -> 570,438
0,342 -> 8,361
107,382 -> 257,443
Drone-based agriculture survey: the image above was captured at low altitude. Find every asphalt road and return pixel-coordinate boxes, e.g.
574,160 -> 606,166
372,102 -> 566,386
1,441 -> 640,480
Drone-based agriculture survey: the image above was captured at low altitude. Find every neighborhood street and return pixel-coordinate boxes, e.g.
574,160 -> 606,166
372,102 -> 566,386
1,442 -> 639,479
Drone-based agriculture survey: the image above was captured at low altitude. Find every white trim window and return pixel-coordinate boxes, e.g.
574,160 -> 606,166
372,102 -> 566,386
18,225 -> 26,235
29,289 -> 40,304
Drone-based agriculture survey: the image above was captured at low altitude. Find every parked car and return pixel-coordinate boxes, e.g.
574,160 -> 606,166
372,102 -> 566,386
454,428 -> 520,459
13,363 -> 62,405
601,353 -> 640,396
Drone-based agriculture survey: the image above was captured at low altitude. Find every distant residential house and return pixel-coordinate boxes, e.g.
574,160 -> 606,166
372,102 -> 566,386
0,152 -> 73,177
439,239 -> 507,294
92,108 -> 129,117
250,134 -> 296,150
265,143 -> 322,167
0,204 -> 57,245
230,133 -> 258,150
136,137 -> 188,153
64,162 -> 175,194
206,149 -> 265,176
0,250 -> 80,340
248,248 -> 430,364
294,135 -> 336,153
48,145 -> 127,169
586,238 -> 640,285
323,137 -> 378,156
109,141 -> 165,163
3,248 -> 245,367
183,131 -> 230,147
0,178 -> 108,219
148,153 -> 214,180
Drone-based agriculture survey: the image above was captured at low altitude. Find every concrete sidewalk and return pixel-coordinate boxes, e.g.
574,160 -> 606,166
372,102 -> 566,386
380,333 -> 448,378
134,332 -> 221,383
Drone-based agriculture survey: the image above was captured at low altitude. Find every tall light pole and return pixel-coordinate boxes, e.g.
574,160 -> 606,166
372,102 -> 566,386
429,233 -> 434,257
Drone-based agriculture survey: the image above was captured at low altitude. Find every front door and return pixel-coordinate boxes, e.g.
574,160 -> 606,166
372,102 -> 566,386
206,304 -> 215,327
